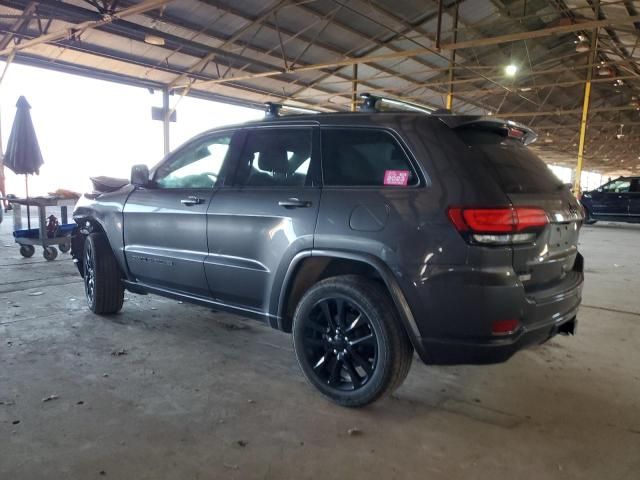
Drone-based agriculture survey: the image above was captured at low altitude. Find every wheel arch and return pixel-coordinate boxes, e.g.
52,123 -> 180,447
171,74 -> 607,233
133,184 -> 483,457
72,209 -> 128,279
276,249 -> 422,353
71,214 -> 105,277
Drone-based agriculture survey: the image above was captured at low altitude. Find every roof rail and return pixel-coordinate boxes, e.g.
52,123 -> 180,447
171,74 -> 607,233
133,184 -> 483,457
357,92 -> 437,115
264,102 -> 320,119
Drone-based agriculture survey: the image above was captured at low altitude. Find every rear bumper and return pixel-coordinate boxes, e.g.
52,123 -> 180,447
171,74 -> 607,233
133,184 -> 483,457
418,310 -> 578,365
410,256 -> 584,365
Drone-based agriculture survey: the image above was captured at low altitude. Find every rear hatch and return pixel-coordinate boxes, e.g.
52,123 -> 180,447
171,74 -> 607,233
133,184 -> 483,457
455,123 -> 583,292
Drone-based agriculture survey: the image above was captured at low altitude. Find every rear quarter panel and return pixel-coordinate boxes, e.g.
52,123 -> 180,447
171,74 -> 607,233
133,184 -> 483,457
314,116 -> 516,339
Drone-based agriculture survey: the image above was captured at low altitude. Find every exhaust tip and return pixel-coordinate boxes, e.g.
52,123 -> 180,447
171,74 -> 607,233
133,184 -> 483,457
557,317 -> 577,336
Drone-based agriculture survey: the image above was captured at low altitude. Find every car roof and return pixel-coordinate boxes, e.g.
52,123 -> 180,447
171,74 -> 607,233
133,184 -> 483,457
234,111 -> 538,145
244,111 -> 426,126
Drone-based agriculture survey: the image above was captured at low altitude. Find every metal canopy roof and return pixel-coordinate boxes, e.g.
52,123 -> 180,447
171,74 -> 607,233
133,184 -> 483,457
0,0 -> 639,174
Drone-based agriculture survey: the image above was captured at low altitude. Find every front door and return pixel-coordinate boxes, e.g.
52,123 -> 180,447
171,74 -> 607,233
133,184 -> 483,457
591,178 -> 630,219
205,125 -> 321,318
123,131 -> 237,297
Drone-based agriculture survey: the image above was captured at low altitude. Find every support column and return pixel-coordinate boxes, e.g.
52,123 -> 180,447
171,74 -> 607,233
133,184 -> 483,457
574,29 -> 598,195
436,0 -> 444,49
351,64 -> 358,112
162,87 -> 170,155
446,2 -> 459,111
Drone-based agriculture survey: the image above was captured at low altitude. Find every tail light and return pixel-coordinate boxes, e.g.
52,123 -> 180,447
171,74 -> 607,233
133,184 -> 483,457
492,319 -> 520,336
447,206 -> 548,245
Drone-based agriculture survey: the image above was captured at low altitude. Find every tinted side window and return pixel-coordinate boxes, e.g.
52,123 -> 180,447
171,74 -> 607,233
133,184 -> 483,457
602,179 -> 630,193
321,129 -> 418,187
155,134 -> 231,189
234,128 -> 312,187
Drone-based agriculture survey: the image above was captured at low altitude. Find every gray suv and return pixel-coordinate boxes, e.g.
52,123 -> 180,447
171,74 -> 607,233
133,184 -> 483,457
72,111 -> 584,407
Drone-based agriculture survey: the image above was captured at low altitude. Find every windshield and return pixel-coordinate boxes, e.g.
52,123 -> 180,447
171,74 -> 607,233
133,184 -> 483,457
457,128 -> 563,194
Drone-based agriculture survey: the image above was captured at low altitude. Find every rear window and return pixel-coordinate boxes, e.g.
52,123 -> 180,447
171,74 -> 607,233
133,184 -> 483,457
458,129 -> 563,194
321,129 -> 418,187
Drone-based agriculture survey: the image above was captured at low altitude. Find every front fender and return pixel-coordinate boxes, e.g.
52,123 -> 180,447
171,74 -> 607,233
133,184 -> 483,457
72,186 -> 135,279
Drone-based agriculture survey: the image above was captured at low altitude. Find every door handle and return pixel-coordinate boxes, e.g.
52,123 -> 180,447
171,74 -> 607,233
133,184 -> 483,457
181,196 -> 204,206
278,198 -> 312,209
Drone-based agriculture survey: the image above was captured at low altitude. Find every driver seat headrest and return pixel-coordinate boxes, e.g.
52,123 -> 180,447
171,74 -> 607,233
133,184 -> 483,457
258,146 -> 289,174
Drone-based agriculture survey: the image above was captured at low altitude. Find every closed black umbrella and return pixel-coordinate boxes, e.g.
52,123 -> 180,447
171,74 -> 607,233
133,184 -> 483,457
4,96 -> 44,229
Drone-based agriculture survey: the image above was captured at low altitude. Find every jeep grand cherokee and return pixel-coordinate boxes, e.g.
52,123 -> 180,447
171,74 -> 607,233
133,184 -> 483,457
72,110 -> 584,407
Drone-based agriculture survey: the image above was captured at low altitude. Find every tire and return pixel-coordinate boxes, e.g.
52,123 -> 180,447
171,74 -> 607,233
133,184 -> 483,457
43,246 -> 58,261
584,207 -> 597,225
83,233 -> 124,314
292,275 -> 413,407
19,245 -> 35,258
59,243 -> 70,253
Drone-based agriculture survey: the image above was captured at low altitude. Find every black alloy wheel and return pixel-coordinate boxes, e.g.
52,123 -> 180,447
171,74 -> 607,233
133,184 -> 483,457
301,296 -> 378,391
293,276 -> 413,407
84,238 -> 96,305
83,233 -> 124,314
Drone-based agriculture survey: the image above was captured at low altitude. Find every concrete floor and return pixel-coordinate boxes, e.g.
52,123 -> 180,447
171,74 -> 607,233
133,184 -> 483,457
1,215 -> 639,480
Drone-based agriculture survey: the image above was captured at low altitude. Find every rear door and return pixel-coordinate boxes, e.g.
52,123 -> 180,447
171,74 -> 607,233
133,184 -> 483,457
204,124 -> 321,319
591,178 -> 631,219
123,131 -> 237,297
629,178 -> 640,220
457,129 -> 583,290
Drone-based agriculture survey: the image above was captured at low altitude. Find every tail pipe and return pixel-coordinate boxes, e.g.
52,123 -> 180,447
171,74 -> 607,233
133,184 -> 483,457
557,317 -> 577,336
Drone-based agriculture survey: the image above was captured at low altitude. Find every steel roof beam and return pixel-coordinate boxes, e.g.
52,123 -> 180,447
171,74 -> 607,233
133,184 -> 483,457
108,0 -> 451,109
0,0 -> 281,71
190,0 -> 472,110
9,51 -> 269,109
181,13 -> 640,90
0,0 -> 354,108
0,0 -> 173,57
0,0 -> 34,49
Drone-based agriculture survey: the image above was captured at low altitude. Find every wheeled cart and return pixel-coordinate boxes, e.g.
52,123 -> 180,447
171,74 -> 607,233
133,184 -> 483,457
2,196 -> 77,261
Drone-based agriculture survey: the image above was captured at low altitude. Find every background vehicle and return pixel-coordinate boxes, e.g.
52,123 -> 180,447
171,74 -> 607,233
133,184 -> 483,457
72,111 -> 584,407
580,176 -> 640,224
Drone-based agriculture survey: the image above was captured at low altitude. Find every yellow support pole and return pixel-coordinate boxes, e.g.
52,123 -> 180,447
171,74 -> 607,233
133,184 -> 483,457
445,66 -> 455,111
575,82 -> 591,194
574,29 -> 598,195
351,64 -> 358,112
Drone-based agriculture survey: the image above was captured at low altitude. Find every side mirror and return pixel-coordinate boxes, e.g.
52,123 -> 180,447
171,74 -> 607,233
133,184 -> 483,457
131,164 -> 150,187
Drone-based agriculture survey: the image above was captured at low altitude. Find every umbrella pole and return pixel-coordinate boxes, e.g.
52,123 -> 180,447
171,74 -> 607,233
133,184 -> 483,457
25,174 -> 30,230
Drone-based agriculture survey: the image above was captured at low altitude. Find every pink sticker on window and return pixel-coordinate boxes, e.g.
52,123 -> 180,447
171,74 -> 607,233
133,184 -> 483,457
383,170 -> 410,186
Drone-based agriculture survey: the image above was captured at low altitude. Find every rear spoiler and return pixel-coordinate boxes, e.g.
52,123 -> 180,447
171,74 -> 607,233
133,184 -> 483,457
436,115 -> 538,145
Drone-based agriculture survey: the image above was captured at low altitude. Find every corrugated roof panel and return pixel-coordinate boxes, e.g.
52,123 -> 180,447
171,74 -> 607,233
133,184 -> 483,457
0,0 -> 637,173
368,0 -> 439,21
457,0 -> 499,24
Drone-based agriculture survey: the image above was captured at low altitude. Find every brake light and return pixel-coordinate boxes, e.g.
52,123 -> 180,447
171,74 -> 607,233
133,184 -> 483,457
507,127 -> 525,140
447,206 -> 548,244
513,208 -> 549,231
492,319 -> 520,336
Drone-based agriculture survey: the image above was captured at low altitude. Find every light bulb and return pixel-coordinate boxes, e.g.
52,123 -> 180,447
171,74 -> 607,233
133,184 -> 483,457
505,64 -> 518,77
